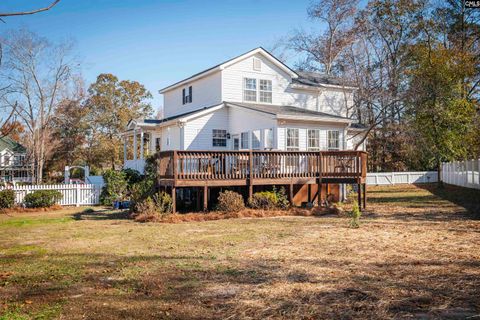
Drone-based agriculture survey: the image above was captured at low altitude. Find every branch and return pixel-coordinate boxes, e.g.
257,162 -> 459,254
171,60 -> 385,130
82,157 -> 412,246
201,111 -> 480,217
0,0 -> 61,18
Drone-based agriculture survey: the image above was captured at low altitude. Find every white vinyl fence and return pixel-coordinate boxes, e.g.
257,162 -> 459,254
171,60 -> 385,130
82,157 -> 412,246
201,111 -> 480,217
441,159 -> 480,190
0,184 -> 102,207
366,171 -> 438,185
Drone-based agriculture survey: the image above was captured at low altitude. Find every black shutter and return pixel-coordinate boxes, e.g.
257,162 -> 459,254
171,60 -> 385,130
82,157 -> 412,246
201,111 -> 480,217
182,88 -> 186,104
188,86 -> 193,103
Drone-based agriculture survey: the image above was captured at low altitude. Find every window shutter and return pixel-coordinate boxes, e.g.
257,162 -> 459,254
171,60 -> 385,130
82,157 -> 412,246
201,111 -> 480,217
189,86 -> 193,103
182,88 -> 186,104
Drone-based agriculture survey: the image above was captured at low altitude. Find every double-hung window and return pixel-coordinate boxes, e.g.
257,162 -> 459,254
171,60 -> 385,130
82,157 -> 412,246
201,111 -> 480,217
286,128 -> 299,151
243,78 -> 257,102
327,130 -> 340,150
307,129 -> 320,151
259,80 -> 272,103
241,132 -> 249,149
212,129 -> 227,147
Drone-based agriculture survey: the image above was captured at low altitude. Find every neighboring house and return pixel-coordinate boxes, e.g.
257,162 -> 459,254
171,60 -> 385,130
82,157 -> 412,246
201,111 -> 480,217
123,47 -> 366,173
0,136 -> 32,184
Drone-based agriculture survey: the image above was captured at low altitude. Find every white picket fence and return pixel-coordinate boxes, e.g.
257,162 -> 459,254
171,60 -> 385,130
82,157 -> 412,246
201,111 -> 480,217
441,159 -> 480,190
366,171 -> 438,185
0,184 -> 102,207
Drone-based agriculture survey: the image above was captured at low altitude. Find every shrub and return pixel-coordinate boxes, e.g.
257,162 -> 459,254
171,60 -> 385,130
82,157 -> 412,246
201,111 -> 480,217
248,187 -> 290,210
129,178 -> 155,213
122,168 -> 142,185
216,190 -> 245,213
249,191 -> 278,210
100,170 -> 128,206
349,201 -> 361,228
0,189 -> 15,209
153,191 -> 173,214
24,190 -> 63,208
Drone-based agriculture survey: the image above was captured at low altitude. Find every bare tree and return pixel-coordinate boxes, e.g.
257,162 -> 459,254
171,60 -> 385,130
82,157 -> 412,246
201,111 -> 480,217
1,29 -> 76,183
0,1 -> 61,19
289,0 -> 358,75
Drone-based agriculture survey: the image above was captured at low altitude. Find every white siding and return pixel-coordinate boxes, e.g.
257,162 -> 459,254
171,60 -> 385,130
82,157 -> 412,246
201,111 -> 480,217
221,52 -> 353,117
184,107 -> 230,150
277,121 -> 348,151
163,71 -> 222,118
346,131 -> 366,151
228,106 -> 277,149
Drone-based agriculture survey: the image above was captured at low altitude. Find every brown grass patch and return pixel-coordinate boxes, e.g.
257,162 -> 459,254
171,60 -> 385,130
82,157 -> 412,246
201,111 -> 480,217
133,206 -> 334,223
0,204 -> 63,215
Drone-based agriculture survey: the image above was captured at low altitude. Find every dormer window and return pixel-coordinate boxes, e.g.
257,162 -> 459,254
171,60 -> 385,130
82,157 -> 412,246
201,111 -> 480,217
182,86 -> 192,104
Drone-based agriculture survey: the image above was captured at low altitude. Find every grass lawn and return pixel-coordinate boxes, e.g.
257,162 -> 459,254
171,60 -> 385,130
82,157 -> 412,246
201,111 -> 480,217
0,184 -> 479,319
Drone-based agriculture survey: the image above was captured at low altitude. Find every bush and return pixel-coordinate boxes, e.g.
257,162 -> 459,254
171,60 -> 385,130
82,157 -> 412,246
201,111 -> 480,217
216,190 -> 245,213
0,189 -> 15,209
132,192 -> 173,222
248,187 -> 290,210
129,178 -> 155,213
349,201 -> 361,228
122,168 -> 142,185
153,191 -> 173,214
24,190 -> 63,208
100,170 -> 128,206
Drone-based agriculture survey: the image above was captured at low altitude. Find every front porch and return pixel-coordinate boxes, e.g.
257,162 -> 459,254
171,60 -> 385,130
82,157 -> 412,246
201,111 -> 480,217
155,150 -> 367,213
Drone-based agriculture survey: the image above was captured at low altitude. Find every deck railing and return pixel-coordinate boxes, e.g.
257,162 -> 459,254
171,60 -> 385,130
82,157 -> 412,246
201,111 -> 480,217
157,150 -> 367,182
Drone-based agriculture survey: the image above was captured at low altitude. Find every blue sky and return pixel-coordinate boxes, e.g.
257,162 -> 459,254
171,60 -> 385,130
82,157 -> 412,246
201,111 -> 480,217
2,0 -> 314,111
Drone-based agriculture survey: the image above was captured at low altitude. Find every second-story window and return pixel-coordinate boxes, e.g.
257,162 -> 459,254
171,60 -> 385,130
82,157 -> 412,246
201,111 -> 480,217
259,80 -> 272,103
243,78 -> 257,102
328,130 -> 340,150
182,86 -> 192,104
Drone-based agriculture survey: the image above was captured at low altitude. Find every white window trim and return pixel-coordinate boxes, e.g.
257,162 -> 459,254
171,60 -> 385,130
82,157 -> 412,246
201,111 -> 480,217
286,128 -> 299,151
243,77 -> 272,104
212,129 -> 227,147
307,129 -> 321,151
327,130 -> 340,151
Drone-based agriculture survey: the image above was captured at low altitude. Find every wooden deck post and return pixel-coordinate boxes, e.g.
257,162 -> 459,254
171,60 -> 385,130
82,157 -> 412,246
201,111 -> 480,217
171,186 -> 176,213
307,184 -> 311,203
289,183 -> 294,206
248,150 -> 253,200
203,185 -> 208,212
362,183 -> 366,209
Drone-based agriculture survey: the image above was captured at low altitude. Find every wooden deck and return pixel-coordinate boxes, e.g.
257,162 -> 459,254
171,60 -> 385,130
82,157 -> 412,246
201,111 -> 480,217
155,150 -> 367,212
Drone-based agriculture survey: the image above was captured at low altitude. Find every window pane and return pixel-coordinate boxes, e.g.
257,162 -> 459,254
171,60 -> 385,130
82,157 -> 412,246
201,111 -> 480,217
308,129 -> 320,150
286,128 -> 299,151
244,78 -> 256,90
212,129 -> 227,147
328,130 -> 340,150
259,80 -> 272,103
241,132 -> 249,149
244,90 -> 256,102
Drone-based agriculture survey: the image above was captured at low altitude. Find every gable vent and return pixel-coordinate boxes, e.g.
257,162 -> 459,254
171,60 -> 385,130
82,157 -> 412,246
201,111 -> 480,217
253,58 -> 261,71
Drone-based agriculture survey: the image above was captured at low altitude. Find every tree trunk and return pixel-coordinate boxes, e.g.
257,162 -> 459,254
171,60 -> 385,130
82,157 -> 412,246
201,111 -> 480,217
437,159 -> 443,188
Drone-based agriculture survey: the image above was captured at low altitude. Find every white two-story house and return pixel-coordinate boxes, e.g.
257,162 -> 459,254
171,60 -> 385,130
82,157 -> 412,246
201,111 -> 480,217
123,47 -> 365,173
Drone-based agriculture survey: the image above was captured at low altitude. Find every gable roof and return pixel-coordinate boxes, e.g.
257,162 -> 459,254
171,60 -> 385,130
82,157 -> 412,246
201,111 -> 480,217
225,102 -> 353,123
0,136 -> 26,153
158,47 -> 298,94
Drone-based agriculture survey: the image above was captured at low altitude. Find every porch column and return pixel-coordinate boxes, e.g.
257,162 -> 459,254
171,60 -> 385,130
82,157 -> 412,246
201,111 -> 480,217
140,130 -> 144,160
133,128 -> 137,161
